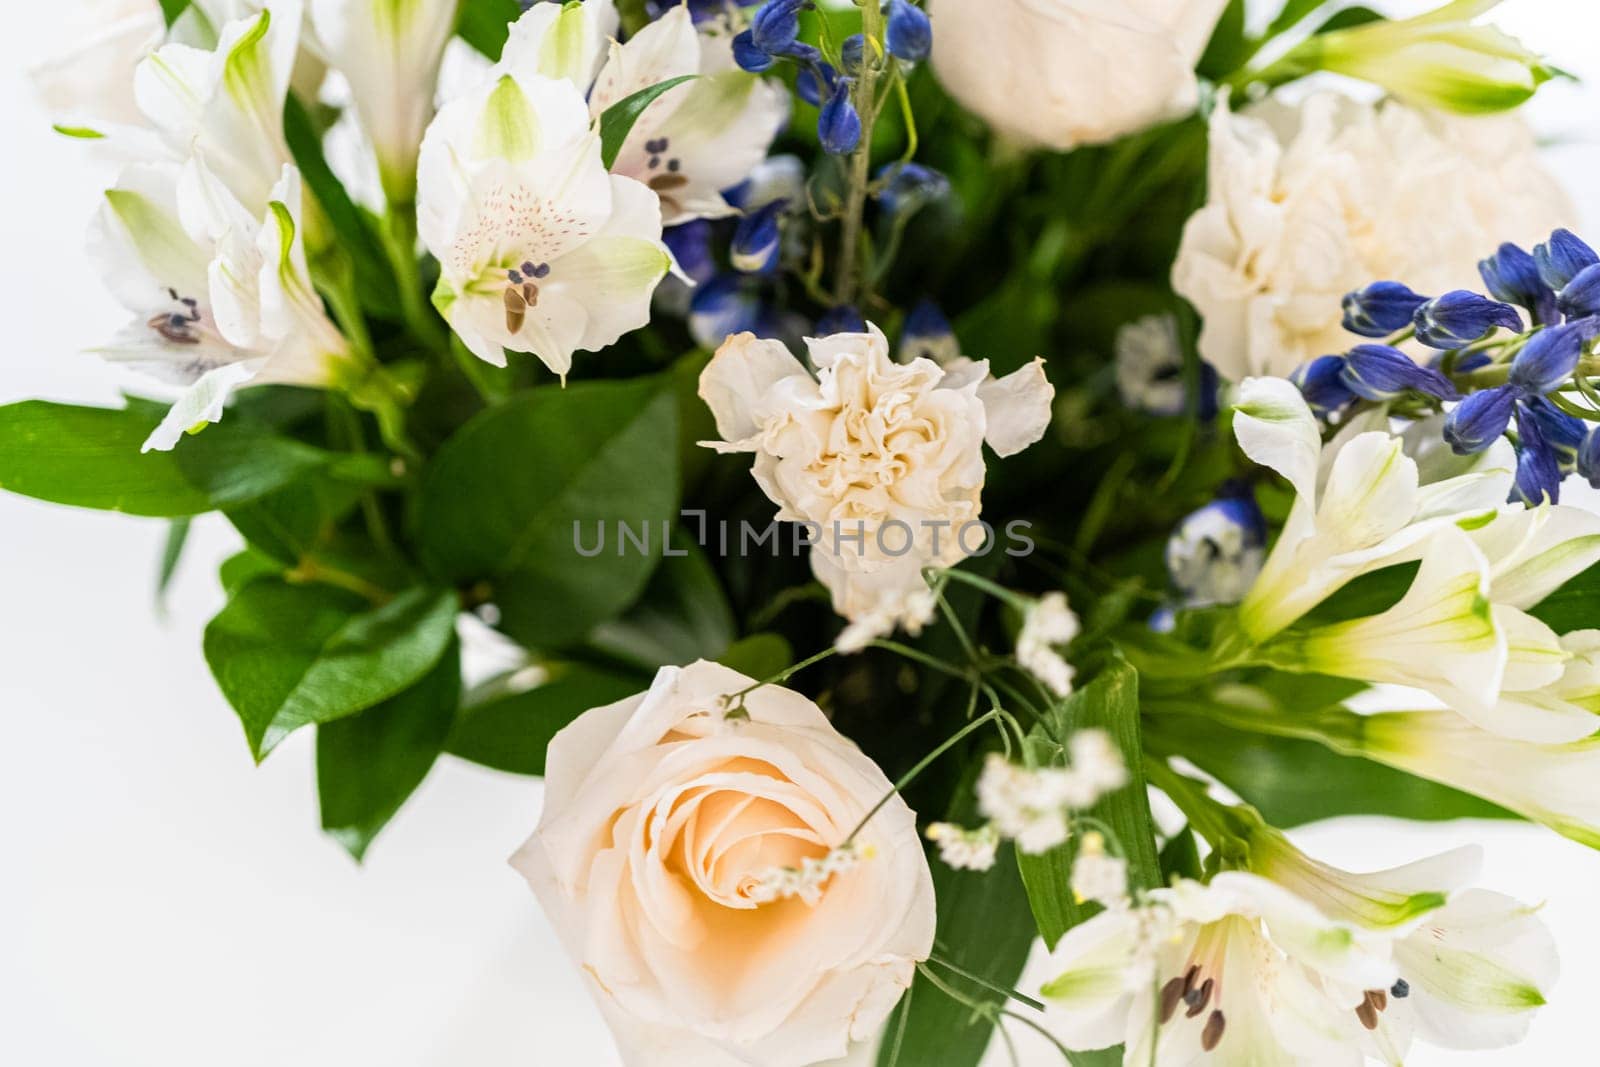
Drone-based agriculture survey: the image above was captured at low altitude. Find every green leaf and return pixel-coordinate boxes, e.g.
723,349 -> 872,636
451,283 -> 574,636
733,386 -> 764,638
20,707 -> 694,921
717,633 -> 795,682
457,0 -> 522,59
282,95 -> 397,319
447,664 -> 643,775
0,401 -> 331,517
599,76 -> 697,169
1197,0 -> 1249,80
1528,563 -> 1600,634
159,0 -> 190,28
1147,711 -> 1517,827
204,580 -> 459,760
418,377 -> 680,650
1315,5 -> 1385,34
224,477 -> 364,567
1159,825 -> 1203,883
587,530 -> 735,670
879,845 -> 1038,1067
219,548 -> 284,595
1017,655 -> 1162,949
318,638 -> 461,860
156,517 -> 192,609
1266,0 -> 1334,38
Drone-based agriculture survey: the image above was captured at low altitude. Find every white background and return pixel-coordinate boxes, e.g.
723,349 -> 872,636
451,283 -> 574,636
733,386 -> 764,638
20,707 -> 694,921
3,3 -> 1599,1065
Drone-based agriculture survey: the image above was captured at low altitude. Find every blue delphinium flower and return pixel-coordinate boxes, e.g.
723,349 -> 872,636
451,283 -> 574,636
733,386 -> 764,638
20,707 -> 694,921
840,33 -> 866,75
1342,281 -> 1428,338
690,275 -> 779,348
1480,243 -> 1559,326
815,305 -> 868,335
663,221 -> 717,287
735,0 -> 821,71
900,299 -> 960,364
1444,387 -> 1518,455
794,61 -> 836,106
1580,428 -> 1600,488
885,0 -> 932,62
1413,290 -> 1523,349
875,162 -> 951,217
1512,409 -> 1564,505
1292,355 -> 1358,417
1340,344 -> 1459,402
648,0 -> 762,22
1507,319 -> 1599,395
818,78 -> 862,154
1165,486 -> 1268,610
1534,229 -> 1599,292
1518,396 -> 1587,474
730,199 -> 787,274
1559,264 -> 1600,320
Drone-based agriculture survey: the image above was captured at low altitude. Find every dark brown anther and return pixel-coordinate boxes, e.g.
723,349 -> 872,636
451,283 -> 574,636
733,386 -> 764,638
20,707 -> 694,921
1201,1010 -> 1226,1051
1159,976 -> 1186,1023
504,286 -> 527,334
1356,998 -> 1380,1031
1184,977 -> 1214,1018
648,173 -> 690,192
1181,965 -> 1200,996
1370,989 -> 1388,1013
523,282 -> 539,309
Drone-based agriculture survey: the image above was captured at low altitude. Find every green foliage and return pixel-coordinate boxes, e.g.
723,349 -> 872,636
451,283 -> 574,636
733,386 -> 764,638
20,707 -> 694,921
0,401 -> 330,517
447,664 -> 643,775
456,0 -> 522,59
318,639 -> 461,859
417,377 -> 680,651
204,580 -> 459,760
1016,656 -> 1162,949
598,77 -> 698,169
588,531 -> 736,670
1528,563 -> 1600,634
158,0 -> 190,28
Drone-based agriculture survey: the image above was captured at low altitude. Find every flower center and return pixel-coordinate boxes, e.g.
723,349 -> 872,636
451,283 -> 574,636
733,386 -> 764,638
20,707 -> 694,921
501,260 -> 551,335
147,288 -> 205,346
643,136 -> 690,216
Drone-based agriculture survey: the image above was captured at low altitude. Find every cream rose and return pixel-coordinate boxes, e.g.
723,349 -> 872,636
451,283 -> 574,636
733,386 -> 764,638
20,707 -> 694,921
1173,92 -> 1574,383
927,0 -> 1228,151
512,660 -> 936,1067
699,326 -> 1054,648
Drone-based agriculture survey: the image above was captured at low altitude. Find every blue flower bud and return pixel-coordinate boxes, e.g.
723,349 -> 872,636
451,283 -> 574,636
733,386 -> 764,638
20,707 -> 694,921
1413,290 -> 1524,350
663,220 -> 716,286
1479,243 -> 1559,326
1341,281 -> 1428,339
840,34 -> 866,75
1512,409 -> 1564,505
1518,396 -> 1587,473
1340,344 -> 1459,402
650,0 -> 762,21
900,299 -> 959,364
1292,354 -> 1357,416
886,0 -> 932,62
751,0 -> 807,54
690,274 -> 769,349
818,79 -> 862,154
730,199 -> 786,274
1443,385 -> 1517,455
1558,263 -> 1600,320
1429,349 -> 1493,374
1534,229 -> 1599,292
732,29 -> 775,72
795,61 -> 837,107
1580,428 -> 1600,489
815,304 -> 867,335
1507,320 -> 1592,395
875,161 -> 950,216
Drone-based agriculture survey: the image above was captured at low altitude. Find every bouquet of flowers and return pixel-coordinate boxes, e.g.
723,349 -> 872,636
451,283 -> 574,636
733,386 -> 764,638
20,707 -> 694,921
12,0 -> 1600,1063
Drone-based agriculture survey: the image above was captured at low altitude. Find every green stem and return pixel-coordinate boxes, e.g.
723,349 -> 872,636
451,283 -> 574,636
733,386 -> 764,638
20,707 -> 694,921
832,4 -> 886,307
1142,757 -> 1241,856
381,205 -> 448,352
869,638 -> 976,682
925,954 -> 1047,1013
844,707 -> 1008,844
326,397 -> 399,559
286,556 -> 392,605
932,566 -> 1034,611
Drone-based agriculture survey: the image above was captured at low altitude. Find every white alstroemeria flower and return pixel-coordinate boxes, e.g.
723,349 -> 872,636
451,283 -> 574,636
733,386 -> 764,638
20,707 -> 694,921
927,0 -> 1229,152
501,1 -> 789,225
1016,592 -> 1079,698
698,328 -> 1054,647
1039,871 -> 1396,1064
32,0 -> 164,135
91,160 -> 354,450
1352,710 -> 1600,848
417,71 -> 673,376
310,0 -> 460,205
1233,377 -> 1514,643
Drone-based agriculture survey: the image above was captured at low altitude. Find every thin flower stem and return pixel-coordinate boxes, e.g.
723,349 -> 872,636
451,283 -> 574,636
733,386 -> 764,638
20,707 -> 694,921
1000,1010 -> 1077,1060
833,4 -> 886,306
869,639 -> 975,682
934,566 -> 1034,611
382,206 -> 449,353
926,954 -> 1048,1013
881,979 -> 913,1067
1142,756 -> 1242,857
326,397 -> 399,559
843,708 -> 1007,844
724,645 -> 840,706
286,556 -> 392,605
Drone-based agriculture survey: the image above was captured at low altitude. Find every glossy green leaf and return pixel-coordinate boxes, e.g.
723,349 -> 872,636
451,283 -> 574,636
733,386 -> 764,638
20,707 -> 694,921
1266,0 -> 1334,37
717,633 -> 795,682
224,477 -> 364,567
219,548 -> 284,595
318,638 -> 461,860
204,580 -> 459,760
457,0 -> 522,59
1528,563 -> 1600,634
447,664 -> 643,775
587,530 -> 735,670
599,76 -> 697,169
1146,711 -> 1517,827
1159,825 -> 1203,883
159,0 -> 190,27
156,517 -> 192,609
1017,656 -> 1161,950
418,377 -> 680,650
0,401 -> 330,517
1197,0 -> 1249,80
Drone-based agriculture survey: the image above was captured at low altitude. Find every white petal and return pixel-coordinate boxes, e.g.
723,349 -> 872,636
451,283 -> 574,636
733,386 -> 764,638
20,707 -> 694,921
141,359 -> 264,452
1314,432 -> 1420,554
498,0 -> 618,86
1036,909 -> 1142,1051
976,358 -> 1055,457
699,333 -> 809,444
1471,505 -> 1600,610
1234,376 -> 1323,503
